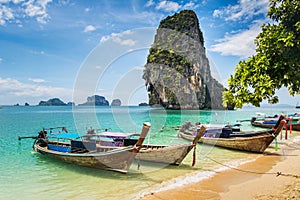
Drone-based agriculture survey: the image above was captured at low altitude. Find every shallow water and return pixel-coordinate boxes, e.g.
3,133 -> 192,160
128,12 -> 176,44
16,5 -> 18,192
0,105 -> 298,199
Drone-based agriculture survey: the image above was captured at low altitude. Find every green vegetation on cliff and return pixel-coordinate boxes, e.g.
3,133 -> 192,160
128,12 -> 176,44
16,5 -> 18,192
159,10 -> 204,45
146,49 -> 193,77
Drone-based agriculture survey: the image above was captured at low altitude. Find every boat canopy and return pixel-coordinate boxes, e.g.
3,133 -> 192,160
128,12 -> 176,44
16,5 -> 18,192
47,132 -> 140,142
97,132 -> 139,139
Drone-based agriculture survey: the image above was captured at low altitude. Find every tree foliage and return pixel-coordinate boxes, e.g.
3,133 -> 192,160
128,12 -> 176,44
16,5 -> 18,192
223,0 -> 300,108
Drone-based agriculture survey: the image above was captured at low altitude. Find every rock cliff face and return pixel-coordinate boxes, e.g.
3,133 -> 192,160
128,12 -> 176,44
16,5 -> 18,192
143,10 -> 224,109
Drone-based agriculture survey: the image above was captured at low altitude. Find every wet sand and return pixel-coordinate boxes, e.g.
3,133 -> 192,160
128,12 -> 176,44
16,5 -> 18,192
141,140 -> 300,200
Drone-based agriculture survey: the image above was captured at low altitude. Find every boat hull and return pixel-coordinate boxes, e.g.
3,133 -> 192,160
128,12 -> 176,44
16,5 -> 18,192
201,134 -> 274,153
138,144 -> 194,165
252,121 -> 300,131
178,131 -> 275,153
34,144 -> 137,173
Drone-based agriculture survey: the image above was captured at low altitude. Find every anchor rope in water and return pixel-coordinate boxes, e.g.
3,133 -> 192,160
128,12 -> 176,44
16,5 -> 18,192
276,139 -> 300,150
204,155 -> 300,178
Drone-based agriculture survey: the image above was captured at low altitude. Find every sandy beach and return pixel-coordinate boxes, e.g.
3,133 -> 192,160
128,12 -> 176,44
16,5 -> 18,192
141,137 -> 300,200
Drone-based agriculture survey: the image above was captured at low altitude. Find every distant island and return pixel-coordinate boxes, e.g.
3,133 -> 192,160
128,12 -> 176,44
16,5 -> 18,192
111,99 -> 121,106
36,95 -> 110,106
16,95 -> 147,106
138,102 -> 149,106
79,95 -> 109,106
38,98 -> 68,106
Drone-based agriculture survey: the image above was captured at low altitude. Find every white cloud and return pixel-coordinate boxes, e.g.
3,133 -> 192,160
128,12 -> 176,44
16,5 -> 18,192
83,25 -> 96,33
145,0 -> 154,7
100,35 -> 110,43
100,30 -> 136,46
112,37 -> 135,46
155,0 -> 181,12
209,23 -> 262,58
210,0 -> 270,58
24,0 -> 52,24
145,1 -> 198,14
0,57 -> 3,63
213,0 -> 269,21
0,77 -> 72,104
0,0 -> 52,25
28,78 -> 46,83
0,5 -> 14,25
182,1 -> 199,10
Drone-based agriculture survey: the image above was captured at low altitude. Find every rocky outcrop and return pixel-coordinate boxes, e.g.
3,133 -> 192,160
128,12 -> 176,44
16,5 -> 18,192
79,95 -> 109,106
111,99 -> 121,106
67,102 -> 75,106
138,102 -> 148,106
38,98 -> 66,106
143,10 -> 225,109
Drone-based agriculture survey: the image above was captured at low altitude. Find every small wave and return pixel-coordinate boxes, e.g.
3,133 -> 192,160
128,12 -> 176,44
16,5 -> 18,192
136,157 -> 258,199
292,136 -> 300,143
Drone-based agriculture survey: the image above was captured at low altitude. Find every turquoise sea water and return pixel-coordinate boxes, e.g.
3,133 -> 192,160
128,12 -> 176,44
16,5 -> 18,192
0,105 -> 298,199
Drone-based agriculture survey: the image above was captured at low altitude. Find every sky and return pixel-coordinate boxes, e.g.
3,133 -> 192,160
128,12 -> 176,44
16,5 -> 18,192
0,0 -> 299,106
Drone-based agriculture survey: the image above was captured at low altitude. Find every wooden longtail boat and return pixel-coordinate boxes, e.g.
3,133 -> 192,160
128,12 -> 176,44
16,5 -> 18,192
32,122 -> 151,173
251,116 -> 300,131
136,125 -> 205,165
138,143 -> 197,165
84,126 -> 206,166
178,116 -> 286,153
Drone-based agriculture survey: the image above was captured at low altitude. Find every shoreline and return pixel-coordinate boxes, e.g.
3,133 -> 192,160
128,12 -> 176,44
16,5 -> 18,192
140,138 -> 300,200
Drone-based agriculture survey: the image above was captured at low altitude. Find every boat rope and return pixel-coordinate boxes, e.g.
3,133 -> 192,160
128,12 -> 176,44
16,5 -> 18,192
204,156 -> 300,178
284,143 -> 300,150
275,172 -> 300,178
137,152 -> 141,170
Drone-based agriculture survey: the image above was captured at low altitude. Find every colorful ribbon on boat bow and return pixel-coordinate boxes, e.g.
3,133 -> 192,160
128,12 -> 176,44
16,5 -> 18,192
288,117 -> 293,134
283,117 -> 293,140
276,119 -> 287,141
275,120 -> 287,151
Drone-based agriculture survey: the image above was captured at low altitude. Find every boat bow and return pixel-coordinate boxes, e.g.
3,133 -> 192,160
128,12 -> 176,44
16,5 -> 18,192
191,125 -> 206,166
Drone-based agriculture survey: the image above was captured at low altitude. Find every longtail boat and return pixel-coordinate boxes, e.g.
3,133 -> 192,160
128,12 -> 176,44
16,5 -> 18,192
178,116 -> 286,153
251,115 -> 300,131
83,125 -> 206,166
28,123 -> 151,173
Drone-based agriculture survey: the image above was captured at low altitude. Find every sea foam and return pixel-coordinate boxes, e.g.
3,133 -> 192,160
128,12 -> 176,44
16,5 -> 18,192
136,156 -> 259,199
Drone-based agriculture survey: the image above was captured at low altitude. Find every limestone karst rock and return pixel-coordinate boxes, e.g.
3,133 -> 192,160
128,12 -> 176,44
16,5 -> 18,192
143,10 -> 224,109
